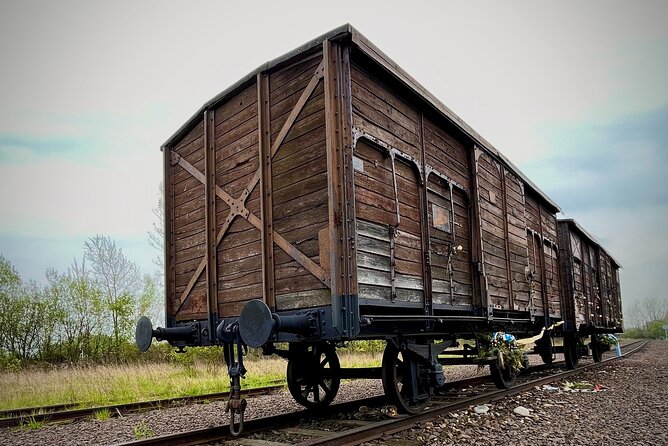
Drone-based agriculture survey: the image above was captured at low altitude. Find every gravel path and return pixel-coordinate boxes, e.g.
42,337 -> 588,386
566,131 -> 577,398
0,340 -> 643,445
365,341 -> 667,446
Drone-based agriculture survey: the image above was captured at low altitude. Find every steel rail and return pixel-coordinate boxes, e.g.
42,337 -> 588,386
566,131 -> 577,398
299,340 -> 649,446
0,383 -> 285,428
111,340 -> 646,446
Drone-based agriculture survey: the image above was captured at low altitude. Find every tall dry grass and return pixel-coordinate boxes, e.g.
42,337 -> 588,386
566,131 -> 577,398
0,351 -> 381,410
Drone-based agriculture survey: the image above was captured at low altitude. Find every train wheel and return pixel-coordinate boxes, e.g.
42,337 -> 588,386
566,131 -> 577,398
590,336 -> 603,363
287,343 -> 340,409
564,334 -> 580,370
490,357 -> 517,389
381,343 -> 431,413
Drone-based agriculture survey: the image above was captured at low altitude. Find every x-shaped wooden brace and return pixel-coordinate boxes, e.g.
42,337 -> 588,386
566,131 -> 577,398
175,60 -> 329,314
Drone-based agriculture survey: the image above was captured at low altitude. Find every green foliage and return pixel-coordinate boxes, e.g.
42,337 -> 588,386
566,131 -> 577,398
93,409 -> 112,421
132,421 -> 155,439
623,319 -> 668,339
596,334 -> 619,348
477,332 -> 526,372
341,340 -> 385,355
20,416 -> 43,430
0,242 -> 165,368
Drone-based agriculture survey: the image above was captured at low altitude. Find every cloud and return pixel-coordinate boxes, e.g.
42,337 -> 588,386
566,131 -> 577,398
525,106 -> 668,212
0,134 -> 96,163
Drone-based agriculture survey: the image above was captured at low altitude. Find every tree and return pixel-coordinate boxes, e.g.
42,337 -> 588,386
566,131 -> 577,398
0,257 -> 60,361
625,296 -> 668,329
138,274 -> 164,327
45,260 -> 104,362
84,235 -> 140,352
0,256 -> 21,353
148,182 -> 165,288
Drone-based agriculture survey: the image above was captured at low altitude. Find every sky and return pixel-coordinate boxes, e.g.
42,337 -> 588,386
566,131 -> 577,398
0,1 -> 666,316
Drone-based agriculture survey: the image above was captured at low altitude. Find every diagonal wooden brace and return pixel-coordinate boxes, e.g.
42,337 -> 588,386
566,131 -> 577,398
173,60 -> 329,314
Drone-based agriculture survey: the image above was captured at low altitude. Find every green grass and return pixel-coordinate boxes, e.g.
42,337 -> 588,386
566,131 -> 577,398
20,416 -> 43,430
132,421 -> 155,439
93,408 -> 112,421
0,351 -> 380,411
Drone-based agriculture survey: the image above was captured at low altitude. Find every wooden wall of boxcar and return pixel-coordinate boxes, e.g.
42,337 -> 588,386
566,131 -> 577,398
269,53 -> 330,310
165,49 -> 334,322
213,83 -> 262,317
475,151 -> 531,312
557,222 -> 588,330
423,117 -> 474,308
350,63 -> 426,306
348,58 -> 565,318
557,221 -> 623,331
170,121 -> 207,320
525,193 -> 561,318
167,82 -> 263,321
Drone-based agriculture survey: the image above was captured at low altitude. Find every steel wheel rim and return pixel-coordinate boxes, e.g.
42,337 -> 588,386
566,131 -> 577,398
382,344 -> 430,414
287,343 -> 340,409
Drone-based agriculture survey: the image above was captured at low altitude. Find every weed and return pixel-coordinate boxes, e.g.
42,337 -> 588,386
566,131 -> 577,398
132,421 -> 155,439
93,409 -> 112,421
20,416 -> 43,430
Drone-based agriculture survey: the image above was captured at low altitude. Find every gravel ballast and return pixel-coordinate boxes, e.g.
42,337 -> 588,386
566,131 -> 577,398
365,341 -> 667,446
0,341 -> 658,445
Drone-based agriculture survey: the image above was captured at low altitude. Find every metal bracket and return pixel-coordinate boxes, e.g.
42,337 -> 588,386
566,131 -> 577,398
221,323 -> 247,436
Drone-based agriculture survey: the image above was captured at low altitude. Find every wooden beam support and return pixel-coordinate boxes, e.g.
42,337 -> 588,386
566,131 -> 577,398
258,72 -> 275,310
472,146 -> 491,318
204,110 -> 218,339
538,206 -> 551,324
500,166 -> 514,310
324,39 -> 357,337
418,113 -> 433,316
163,146 -> 175,326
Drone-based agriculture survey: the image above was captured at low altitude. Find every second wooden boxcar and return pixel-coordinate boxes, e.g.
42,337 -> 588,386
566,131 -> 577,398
557,218 -> 623,367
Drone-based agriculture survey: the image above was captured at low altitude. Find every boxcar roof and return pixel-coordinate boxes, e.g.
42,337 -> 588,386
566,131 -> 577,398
559,219 -> 621,267
163,23 -> 560,212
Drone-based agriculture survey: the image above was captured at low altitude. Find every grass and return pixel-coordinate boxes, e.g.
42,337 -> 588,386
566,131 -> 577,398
132,421 -> 155,439
93,408 -> 112,421
20,416 -> 44,430
0,351 -> 381,412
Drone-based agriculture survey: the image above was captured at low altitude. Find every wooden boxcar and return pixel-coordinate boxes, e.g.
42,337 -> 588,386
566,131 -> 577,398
135,25 -> 617,430
557,218 -> 623,367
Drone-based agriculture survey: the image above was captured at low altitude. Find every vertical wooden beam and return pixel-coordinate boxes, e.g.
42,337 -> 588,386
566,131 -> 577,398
418,113 -> 433,316
163,145 -> 175,327
471,146 -> 491,318
258,72 -> 275,310
558,222 -> 576,332
537,206 -> 550,324
204,109 -> 218,341
499,167 -> 514,310
324,39 -> 357,337
341,44 -> 357,299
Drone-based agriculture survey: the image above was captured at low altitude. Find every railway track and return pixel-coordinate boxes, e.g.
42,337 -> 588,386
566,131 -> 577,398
0,384 -> 285,428
112,340 -> 647,446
